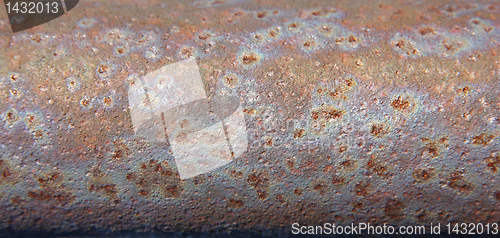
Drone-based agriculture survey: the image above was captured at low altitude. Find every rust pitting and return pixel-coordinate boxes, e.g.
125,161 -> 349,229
391,96 -> 410,111
247,171 -> 269,200
413,168 -> 435,182
311,106 -> 343,121
0,0 -> 499,235
385,199 -> 405,220
446,171 -> 473,192
0,159 -> 17,184
485,155 -> 500,172
472,133 -> 495,146
127,159 -> 181,199
366,158 -> 392,178
370,123 -> 387,137
27,171 -> 75,205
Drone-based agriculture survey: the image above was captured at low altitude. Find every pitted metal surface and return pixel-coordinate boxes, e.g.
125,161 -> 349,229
0,0 -> 499,236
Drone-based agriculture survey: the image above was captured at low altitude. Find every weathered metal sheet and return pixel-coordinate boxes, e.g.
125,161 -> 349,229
0,0 -> 499,236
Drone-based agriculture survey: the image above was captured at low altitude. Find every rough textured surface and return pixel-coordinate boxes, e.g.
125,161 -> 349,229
0,0 -> 499,236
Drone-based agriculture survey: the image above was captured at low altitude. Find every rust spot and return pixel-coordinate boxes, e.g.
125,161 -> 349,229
176,132 -> 188,142
416,210 -> 428,222
264,137 -> 273,146
179,119 -> 190,129
413,168 -> 434,181
303,41 -> 313,47
341,160 -> 352,167
111,150 -> 123,160
457,86 -> 470,95
37,172 -> 62,184
311,106 -> 343,120
484,26 -> 493,33
418,27 -> 436,36
371,123 -> 386,137
352,202 -> 364,212
97,64 -> 108,74
247,172 -> 269,200
311,10 -> 324,16
355,181 -> 369,196
293,129 -> 306,139
128,160 -> 180,198
447,172 -> 473,192
193,177 -> 206,185
90,167 -> 105,178
111,140 -> 130,159
242,54 -> 259,65
2,168 -> 12,178
472,133 -> 494,146
25,114 -> 35,124
268,30 -> 279,38
10,196 -> 25,205
285,157 -> 295,169
228,170 -> 243,179
27,189 -> 75,204
485,156 -> 499,173
395,40 -> 405,48
317,87 -> 324,95
385,199 -> 405,219
495,192 -> 500,201
223,74 -> 238,88
288,22 -> 300,30
243,108 -> 256,115
294,188 -> 303,196
5,111 -> 17,124
348,36 -> 357,42
442,40 -> 455,52
0,159 -> 15,182
327,89 -> 340,99
198,32 -> 210,40
89,183 -> 118,196
80,97 -> 90,108
227,198 -> 244,208
10,90 -> 19,97
276,194 -> 284,202
33,129 -> 44,139
422,143 -> 439,157
116,47 -> 125,55
180,46 -> 195,58
313,182 -> 326,194
366,159 -> 391,177
165,185 -> 180,197
321,25 -> 331,33
103,96 -> 113,107
86,167 -> 120,199
257,11 -> 267,18
344,77 -> 356,88
10,73 -> 19,82
391,96 -> 410,110
211,0 -> 225,5
472,19 -> 481,25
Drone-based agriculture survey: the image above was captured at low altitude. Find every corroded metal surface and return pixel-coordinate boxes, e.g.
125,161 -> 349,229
0,0 -> 499,236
